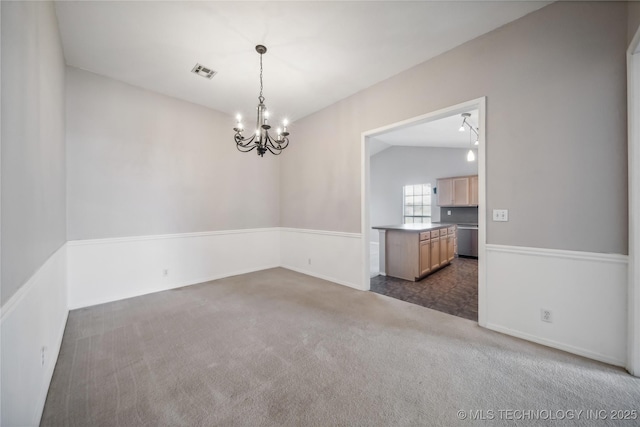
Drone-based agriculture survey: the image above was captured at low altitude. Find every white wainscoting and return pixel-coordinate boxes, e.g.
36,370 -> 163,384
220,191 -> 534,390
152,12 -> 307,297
1,245 -> 68,427
67,229 -> 280,309
280,228 -> 364,290
485,244 -> 628,367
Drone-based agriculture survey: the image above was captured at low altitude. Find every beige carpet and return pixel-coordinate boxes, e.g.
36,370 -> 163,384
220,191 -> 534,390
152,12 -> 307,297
42,268 -> 640,426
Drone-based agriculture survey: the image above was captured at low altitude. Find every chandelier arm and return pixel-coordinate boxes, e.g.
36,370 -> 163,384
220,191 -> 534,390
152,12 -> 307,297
275,137 -> 289,150
266,145 -> 283,155
263,133 -> 278,148
237,144 -> 258,153
235,134 -> 258,153
264,133 -> 288,151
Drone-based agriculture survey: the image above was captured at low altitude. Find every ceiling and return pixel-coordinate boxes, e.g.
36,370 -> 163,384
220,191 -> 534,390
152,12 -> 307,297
369,109 -> 479,155
54,1 -> 549,122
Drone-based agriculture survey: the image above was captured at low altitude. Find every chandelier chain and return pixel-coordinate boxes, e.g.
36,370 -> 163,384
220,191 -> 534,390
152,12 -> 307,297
259,53 -> 264,103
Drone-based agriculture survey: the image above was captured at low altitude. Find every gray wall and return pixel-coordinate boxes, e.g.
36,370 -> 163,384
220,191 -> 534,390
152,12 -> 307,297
281,1 -> 628,255
66,67 -> 280,240
629,1 -> 640,46
370,146 -> 477,242
1,1 -> 67,305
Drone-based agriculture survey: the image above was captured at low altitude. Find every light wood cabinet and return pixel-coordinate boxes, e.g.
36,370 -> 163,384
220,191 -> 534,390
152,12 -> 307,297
437,178 -> 453,206
379,225 -> 457,281
453,177 -> 469,206
447,233 -> 455,261
469,175 -> 478,206
439,235 -> 448,265
386,232 -> 419,281
430,236 -> 440,270
419,240 -> 431,276
437,175 -> 478,207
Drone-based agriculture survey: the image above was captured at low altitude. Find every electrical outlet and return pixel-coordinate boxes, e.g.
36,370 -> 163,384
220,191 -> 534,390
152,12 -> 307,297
41,346 -> 47,367
492,209 -> 509,222
308,258 -> 312,265
447,210 -> 451,216
541,309 -> 553,323
163,269 -> 169,276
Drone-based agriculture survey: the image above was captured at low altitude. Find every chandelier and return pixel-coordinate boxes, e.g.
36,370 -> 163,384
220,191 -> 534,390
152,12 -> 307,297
234,45 -> 290,157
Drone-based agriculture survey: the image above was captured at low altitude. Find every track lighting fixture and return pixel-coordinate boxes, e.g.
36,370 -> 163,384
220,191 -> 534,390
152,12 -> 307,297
459,113 -> 478,162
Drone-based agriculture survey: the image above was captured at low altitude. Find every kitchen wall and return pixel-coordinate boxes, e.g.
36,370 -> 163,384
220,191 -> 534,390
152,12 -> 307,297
281,1 -> 627,255
370,146 -> 477,242
441,207 -> 478,224
66,67 -> 280,240
1,2 -> 69,425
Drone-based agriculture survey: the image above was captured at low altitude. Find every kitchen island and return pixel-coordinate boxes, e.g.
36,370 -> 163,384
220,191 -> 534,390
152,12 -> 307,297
373,223 -> 457,281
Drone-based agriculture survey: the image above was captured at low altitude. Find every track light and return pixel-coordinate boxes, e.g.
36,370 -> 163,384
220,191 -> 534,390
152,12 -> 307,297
458,113 -> 470,132
459,112 -> 479,161
467,149 -> 475,162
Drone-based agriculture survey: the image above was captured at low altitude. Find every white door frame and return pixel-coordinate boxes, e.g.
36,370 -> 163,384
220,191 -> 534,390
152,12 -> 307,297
627,26 -> 640,377
360,97 -> 488,327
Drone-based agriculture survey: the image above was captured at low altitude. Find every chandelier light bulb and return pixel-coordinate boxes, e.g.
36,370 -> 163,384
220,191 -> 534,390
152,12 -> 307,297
236,114 -> 242,122
459,125 -> 465,132
467,149 -> 475,162
475,139 -> 479,145
283,118 -> 288,126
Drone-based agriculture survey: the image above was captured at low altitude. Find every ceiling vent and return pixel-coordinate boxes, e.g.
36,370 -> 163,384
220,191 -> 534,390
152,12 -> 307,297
191,63 -> 217,79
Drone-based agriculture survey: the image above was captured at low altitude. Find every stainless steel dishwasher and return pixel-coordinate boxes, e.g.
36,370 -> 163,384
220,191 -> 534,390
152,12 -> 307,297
457,225 -> 478,258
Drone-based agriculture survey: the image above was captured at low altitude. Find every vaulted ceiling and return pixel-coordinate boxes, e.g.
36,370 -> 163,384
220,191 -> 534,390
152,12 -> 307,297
55,1 -> 549,122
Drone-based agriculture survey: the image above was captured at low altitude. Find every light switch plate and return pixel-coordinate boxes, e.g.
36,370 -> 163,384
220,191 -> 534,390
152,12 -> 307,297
493,209 -> 509,222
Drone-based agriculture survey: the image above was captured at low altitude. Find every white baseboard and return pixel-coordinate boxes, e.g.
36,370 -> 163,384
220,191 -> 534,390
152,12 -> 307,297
67,228 -> 281,309
486,323 -> 622,367
1,245 -> 68,427
280,228 -> 363,290
485,244 -> 628,367
281,265 -> 362,290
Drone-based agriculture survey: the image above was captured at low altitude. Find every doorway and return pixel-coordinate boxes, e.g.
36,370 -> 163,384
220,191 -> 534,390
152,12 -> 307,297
360,98 -> 487,325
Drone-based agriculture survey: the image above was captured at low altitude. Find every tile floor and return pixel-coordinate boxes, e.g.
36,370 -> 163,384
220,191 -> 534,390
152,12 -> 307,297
370,257 -> 478,321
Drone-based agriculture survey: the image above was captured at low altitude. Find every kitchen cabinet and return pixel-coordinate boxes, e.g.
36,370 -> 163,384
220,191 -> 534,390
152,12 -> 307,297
469,176 -> 478,206
447,228 -> 455,261
439,229 -> 448,265
419,240 -> 430,276
430,234 -> 440,270
437,179 -> 453,206
437,175 -> 478,207
373,224 -> 457,281
453,178 -> 469,205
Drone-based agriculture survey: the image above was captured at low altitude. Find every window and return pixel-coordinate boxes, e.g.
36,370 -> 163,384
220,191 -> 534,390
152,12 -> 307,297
403,184 -> 432,224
